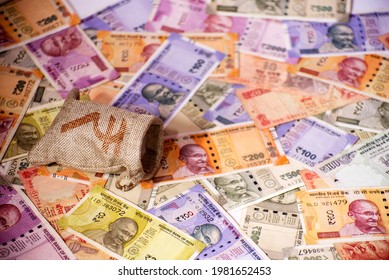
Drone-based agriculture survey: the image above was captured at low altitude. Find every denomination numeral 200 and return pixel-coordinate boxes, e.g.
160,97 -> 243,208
12,80 -> 26,95
189,59 -> 205,74
37,15 -> 58,26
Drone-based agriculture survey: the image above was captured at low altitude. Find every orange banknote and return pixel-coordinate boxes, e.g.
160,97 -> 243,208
152,123 -> 282,184
0,65 -> 42,160
236,86 -> 366,129
297,187 -> 389,244
292,54 -> 389,101
97,31 -> 239,77
0,0 -> 80,51
378,32 -> 389,50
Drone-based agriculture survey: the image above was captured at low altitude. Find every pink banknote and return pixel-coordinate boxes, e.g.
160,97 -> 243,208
0,184 -> 76,259
145,0 -> 247,35
26,26 -> 120,97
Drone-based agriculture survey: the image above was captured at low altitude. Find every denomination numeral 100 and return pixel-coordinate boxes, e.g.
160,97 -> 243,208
296,147 -> 317,160
189,59 -> 205,73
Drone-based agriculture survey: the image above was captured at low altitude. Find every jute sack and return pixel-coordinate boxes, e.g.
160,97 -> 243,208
28,89 -> 164,190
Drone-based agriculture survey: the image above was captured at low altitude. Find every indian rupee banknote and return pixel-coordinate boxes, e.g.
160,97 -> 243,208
325,98 -> 389,132
0,0 -> 80,51
275,117 -> 359,168
292,54 -> 389,101
26,26 -> 120,97
3,100 -> 63,161
207,0 -> 351,22
239,18 -> 297,63
296,187 -> 389,244
241,188 -> 304,259
287,12 -> 389,57
145,0 -> 247,34
110,33 -> 225,127
149,184 -> 270,260
0,65 -> 42,160
206,163 -> 306,212
0,47 -> 36,69
152,123 -> 281,184
97,31 -> 239,77
236,85 -> 367,129
18,166 -> 114,260
81,0 -> 154,32
58,186 -> 206,260
149,179 -> 225,209
0,184 -> 76,259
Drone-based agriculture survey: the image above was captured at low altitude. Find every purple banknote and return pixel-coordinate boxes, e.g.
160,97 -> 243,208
288,12 -> 389,57
0,184 -> 75,259
149,184 -> 269,260
26,26 -> 119,97
276,117 -> 359,168
110,33 -> 225,126
81,0 -> 154,32
145,0 -> 247,35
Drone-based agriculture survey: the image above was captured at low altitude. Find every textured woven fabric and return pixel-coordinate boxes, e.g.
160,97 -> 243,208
28,89 -> 164,190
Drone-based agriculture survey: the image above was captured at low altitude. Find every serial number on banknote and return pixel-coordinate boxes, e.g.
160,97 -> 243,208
211,266 -> 271,276
306,199 -> 348,207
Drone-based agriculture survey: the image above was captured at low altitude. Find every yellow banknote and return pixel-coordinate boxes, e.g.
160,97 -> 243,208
297,187 -> 389,244
0,0 -> 79,51
236,86 -> 367,129
293,55 -> 389,101
58,187 -> 206,260
97,31 -> 239,77
18,166 -> 114,260
0,65 -> 42,160
3,100 -> 63,161
152,123 -> 281,184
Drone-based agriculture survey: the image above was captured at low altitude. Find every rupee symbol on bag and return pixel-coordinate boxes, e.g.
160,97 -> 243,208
61,112 -> 127,153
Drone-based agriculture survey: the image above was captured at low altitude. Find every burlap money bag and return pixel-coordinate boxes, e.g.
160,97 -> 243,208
28,89 -> 164,190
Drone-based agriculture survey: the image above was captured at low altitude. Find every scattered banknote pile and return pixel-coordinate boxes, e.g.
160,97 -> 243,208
0,0 -> 389,260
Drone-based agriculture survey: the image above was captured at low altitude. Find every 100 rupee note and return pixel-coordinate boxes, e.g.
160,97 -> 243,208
149,184 -> 270,260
